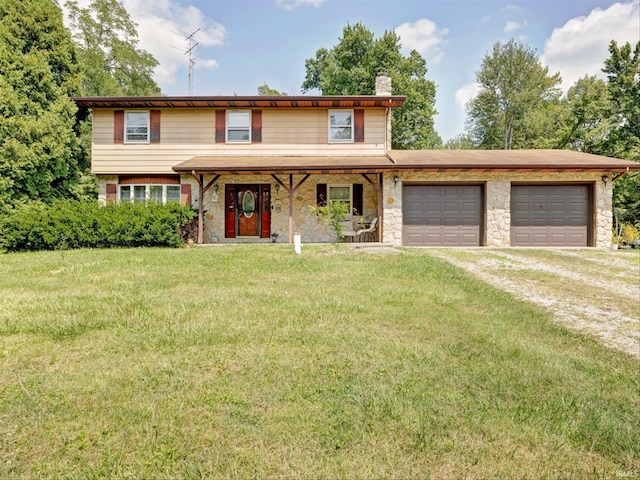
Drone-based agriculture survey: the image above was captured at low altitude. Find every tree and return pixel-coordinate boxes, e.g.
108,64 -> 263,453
65,0 -> 161,96
601,40 -> 640,160
0,0 -> 84,212
258,83 -> 287,96
602,40 -> 640,225
302,22 -> 441,149
554,75 -> 612,152
466,40 -> 562,149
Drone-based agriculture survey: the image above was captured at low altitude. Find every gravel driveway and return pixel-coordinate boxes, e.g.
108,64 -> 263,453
427,248 -> 640,359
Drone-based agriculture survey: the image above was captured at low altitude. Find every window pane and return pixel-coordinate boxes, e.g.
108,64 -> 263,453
329,186 -> 350,201
330,111 -> 352,126
227,129 -> 250,141
227,111 -> 250,127
120,185 -> 131,202
167,186 -> 181,203
134,185 -> 146,203
150,185 -> 163,202
330,126 -> 352,141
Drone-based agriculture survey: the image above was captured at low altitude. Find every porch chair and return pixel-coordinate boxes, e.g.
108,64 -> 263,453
356,217 -> 378,242
339,219 -> 358,242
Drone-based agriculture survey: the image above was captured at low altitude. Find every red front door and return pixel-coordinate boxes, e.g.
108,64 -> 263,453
225,184 -> 271,238
238,187 -> 259,236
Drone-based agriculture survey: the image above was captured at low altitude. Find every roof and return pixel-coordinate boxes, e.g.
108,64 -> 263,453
172,150 -> 640,175
172,155 -> 395,175
71,95 -> 406,109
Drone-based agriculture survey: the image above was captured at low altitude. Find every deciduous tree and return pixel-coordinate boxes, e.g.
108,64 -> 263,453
466,40 -> 562,149
65,0 -> 161,96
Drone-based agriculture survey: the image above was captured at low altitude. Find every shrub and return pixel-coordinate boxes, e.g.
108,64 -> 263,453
0,200 -> 197,252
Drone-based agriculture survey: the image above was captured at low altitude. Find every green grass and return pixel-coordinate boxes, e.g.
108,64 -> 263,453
1,246 -> 638,479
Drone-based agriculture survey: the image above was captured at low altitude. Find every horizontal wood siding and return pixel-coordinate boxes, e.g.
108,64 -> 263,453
91,108 -> 387,174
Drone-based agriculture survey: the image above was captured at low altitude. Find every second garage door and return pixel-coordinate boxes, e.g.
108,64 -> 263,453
403,185 -> 483,246
511,184 -> 590,246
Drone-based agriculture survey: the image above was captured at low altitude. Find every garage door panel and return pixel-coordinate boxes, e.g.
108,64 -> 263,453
511,185 -> 589,246
403,185 -> 483,246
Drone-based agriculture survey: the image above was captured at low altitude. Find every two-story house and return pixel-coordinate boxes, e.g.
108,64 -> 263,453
73,73 -> 639,248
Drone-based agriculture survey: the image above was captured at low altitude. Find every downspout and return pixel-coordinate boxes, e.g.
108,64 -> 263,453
612,167 -> 630,182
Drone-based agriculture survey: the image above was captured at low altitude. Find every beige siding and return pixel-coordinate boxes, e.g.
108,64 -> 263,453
91,108 -> 387,174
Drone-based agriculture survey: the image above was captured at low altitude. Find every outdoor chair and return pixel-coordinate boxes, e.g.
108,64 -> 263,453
356,217 -> 378,242
339,219 -> 358,242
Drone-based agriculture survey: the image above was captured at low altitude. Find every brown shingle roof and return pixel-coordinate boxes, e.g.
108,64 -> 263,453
172,150 -> 639,175
72,95 -> 406,109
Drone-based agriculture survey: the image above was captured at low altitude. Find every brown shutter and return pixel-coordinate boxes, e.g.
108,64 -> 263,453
251,110 -> 262,143
114,111 -> 124,143
260,184 -> 271,238
215,110 -> 226,143
316,184 -> 327,206
225,184 -> 236,238
354,109 -> 365,143
150,110 -> 161,143
106,183 -> 117,203
181,184 -> 191,206
352,183 -> 363,215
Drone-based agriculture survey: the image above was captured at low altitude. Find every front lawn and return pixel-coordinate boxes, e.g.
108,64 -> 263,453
1,246 -> 638,479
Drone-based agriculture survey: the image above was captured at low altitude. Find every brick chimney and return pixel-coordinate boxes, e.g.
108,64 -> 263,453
375,72 -> 392,96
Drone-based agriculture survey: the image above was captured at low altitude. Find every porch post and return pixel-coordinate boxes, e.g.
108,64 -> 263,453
288,174 -> 294,243
378,173 -> 383,242
193,172 -> 204,245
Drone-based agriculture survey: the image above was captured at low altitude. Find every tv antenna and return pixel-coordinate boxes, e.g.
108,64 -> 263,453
185,28 -> 200,95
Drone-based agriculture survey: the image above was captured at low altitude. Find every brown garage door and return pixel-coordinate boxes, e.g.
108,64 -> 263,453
403,185 -> 483,246
511,185 -> 590,246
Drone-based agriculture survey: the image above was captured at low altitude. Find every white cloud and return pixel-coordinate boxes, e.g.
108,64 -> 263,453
123,0 -> 226,89
455,83 -> 480,110
504,20 -> 523,33
395,18 -> 449,64
63,1 -> 227,91
276,0 -> 325,11
541,1 -> 640,90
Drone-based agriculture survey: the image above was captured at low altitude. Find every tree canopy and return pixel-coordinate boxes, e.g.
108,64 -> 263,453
466,40 -> 562,150
0,0 -> 83,212
302,22 -> 441,149
65,0 -> 161,96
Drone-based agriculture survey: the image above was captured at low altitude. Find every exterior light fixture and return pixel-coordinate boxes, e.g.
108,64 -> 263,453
601,175 -> 609,186
275,184 -> 280,194
214,184 -> 219,193
394,175 -> 399,186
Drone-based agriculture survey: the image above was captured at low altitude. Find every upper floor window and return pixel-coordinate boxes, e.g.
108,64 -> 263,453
328,110 -> 354,143
227,110 -> 251,143
125,111 -> 150,143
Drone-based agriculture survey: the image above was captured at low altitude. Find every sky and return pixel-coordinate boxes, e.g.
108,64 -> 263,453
64,0 -> 640,142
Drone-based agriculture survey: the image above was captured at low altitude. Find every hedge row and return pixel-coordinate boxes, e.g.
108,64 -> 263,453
0,200 -> 197,252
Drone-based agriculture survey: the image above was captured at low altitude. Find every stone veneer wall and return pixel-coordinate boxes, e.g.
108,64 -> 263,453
97,171 -> 612,248
179,174 -> 380,244
382,171 -> 612,248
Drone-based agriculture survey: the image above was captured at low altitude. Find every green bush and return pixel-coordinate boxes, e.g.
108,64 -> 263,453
0,200 -> 197,252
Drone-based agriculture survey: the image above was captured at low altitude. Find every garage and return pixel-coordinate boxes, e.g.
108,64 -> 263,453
402,185 -> 483,246
511,184 -> 591,246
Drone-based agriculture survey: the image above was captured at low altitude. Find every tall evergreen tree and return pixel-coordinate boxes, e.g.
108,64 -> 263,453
302,22 -> 441,149
0,0 -> 83,212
